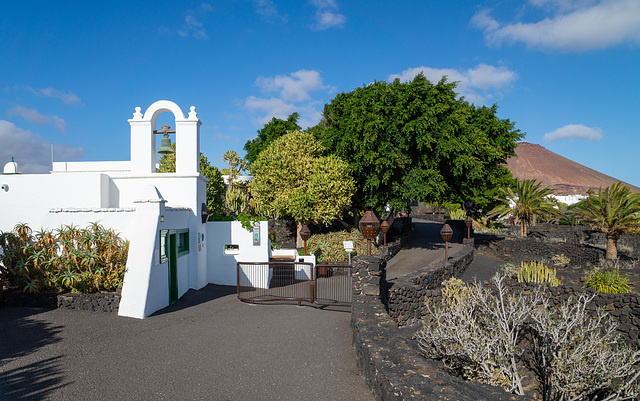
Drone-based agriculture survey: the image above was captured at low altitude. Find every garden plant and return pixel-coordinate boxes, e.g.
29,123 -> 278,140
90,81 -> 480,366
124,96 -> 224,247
416,274 -> 640,400
0,222 -> 129,294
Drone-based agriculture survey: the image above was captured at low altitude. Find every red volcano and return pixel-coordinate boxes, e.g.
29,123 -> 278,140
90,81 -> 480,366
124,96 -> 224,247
506,142 -> 640,196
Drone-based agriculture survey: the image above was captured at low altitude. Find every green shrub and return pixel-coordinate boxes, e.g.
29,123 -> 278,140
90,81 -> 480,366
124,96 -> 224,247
583,268 -> 631,294
306,229 -> 379,262
449,208 -> 467,220
516,261 -> 561,286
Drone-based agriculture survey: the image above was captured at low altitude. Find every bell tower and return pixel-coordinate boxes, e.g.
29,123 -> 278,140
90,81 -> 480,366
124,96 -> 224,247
128,100 -> 201,175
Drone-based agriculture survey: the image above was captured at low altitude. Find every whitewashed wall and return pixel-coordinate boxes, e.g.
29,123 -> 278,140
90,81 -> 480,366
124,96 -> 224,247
206,220 -> 269,286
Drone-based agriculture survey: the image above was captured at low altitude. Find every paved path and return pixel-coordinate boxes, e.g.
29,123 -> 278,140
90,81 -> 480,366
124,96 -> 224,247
386,219 -> 464,280
386,219 -> 503,283
0,285 -> 373,401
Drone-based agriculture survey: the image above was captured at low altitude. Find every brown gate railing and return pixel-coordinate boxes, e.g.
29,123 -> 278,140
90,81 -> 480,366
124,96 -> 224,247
237,262 -> 352,306
315,262 -> 352,306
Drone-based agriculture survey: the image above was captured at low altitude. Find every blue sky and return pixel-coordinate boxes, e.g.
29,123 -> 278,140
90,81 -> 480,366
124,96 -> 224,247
1,0 -> 639,186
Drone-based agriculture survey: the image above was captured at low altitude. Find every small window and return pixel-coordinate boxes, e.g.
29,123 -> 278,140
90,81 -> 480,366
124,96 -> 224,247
177,229 -> 189,257
224,244 -> 239,255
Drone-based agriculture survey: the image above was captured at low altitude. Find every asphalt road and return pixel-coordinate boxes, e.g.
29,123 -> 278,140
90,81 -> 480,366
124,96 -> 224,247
0,285 -> 373,401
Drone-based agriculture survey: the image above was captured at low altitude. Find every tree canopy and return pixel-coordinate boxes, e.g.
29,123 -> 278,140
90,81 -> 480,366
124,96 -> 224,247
243,112 -> 301,164
311,74 -> 523,213
249,130 -> 354,244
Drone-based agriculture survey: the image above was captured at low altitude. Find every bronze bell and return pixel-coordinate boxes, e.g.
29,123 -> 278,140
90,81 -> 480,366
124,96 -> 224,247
157,133 -> 175,155
156,124 -> 176,155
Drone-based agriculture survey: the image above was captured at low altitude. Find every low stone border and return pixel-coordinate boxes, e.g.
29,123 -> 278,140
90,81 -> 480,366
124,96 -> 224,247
351,252 -> 528,400
1,290 -> 120,313
386,247 -> 474,327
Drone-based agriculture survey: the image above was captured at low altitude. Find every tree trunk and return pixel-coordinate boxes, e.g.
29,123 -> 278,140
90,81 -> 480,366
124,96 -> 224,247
606,235 -> 618,260
521,220 -> 527,237
296,221 -> 304,250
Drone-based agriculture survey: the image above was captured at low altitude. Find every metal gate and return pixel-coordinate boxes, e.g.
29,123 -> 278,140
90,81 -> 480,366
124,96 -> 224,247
237,262 -> 352,306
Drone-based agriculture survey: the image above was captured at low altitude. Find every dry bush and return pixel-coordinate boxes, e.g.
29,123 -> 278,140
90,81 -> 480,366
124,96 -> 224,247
416,274 -> 640,400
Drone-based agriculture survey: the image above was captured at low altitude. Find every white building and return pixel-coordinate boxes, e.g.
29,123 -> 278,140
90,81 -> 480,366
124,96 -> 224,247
0,100 -> 274,318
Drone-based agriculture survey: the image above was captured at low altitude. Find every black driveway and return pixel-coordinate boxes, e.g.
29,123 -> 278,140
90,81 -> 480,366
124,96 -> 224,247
0,285 -> 373,401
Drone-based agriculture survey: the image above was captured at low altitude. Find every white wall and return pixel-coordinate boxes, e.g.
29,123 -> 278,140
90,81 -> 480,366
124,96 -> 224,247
206,220 -> 269,286
0,173 -> 110,232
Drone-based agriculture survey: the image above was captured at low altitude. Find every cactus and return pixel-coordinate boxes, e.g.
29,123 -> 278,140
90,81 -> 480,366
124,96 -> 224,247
516,261 -> 561,287
441,277 -> 470,307
225,186 -> 249,215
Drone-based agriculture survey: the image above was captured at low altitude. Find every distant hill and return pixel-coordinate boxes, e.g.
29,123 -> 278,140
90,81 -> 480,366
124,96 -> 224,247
506,142 -> 640,196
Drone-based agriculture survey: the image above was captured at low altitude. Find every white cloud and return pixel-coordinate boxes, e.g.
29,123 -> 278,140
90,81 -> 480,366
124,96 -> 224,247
29,87 -> 82,104
178,3 -> 213,40
543,124 -> 603,141
472,0 -> 640,51
7,105 -> 68,134
246,69 -> 334,127
0,120 -> 84,173
254,0 -> 287,22
388,64 -> 517,104
255,70 -> 331,102
310,0 -> 346,30
244,96 -> 296,125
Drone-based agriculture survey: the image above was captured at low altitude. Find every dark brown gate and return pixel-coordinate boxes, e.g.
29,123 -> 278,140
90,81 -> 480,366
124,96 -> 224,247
237,262 -> 352,306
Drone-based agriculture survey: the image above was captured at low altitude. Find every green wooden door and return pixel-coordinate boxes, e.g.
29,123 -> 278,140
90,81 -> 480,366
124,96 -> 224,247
168,233 -> 178,304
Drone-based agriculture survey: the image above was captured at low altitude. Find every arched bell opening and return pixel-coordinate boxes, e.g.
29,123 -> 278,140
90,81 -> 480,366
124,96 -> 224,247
155,112 -> 177,173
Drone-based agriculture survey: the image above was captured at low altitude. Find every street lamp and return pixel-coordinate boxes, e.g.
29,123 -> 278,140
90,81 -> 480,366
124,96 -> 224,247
300,224 -> 311,255
465,216 -> 473,240
440,223 -> 453,262
359,210 -> 380,256
380,220 -> 390,245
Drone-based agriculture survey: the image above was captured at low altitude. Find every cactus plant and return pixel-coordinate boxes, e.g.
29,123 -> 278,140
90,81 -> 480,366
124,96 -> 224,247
516,261 -> 561,286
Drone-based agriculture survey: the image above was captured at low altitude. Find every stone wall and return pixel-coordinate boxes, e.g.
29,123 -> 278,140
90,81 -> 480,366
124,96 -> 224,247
503,224 -> 640,258
1,290 -> 121,313
268,219 -> 297,249
386,247 -> 474,327
350,253 -> 528,400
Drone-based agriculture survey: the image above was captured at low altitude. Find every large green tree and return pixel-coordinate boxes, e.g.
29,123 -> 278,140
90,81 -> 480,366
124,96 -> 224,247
158,145 -> 226,216
489,178 -> 558,237
311,74 -> 522,213
573,182 -> 640,259
249,130 -> 355,246
244,112 -> 301,164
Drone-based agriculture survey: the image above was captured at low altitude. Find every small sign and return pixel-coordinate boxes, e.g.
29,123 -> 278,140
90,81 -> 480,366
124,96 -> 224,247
253,223 -> 260,246
343,241 -> 354,252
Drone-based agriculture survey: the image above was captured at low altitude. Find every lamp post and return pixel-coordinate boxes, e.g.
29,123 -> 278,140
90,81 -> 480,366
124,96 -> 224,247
359,211 -> 380,256
440,223 -> 453,262
380,220 -> 390,245
201,203 -> 210,224
465,216 -> 472,240
300,224 -> 311,255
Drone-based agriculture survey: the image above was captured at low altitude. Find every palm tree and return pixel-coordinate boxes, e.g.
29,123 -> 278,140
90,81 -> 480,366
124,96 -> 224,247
573,182 -> 640,260
490,178 -> 558,237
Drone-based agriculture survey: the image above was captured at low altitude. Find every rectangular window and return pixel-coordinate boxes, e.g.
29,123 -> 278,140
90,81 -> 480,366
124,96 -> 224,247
177,229 -> 189,257
224,244 -> 239,255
